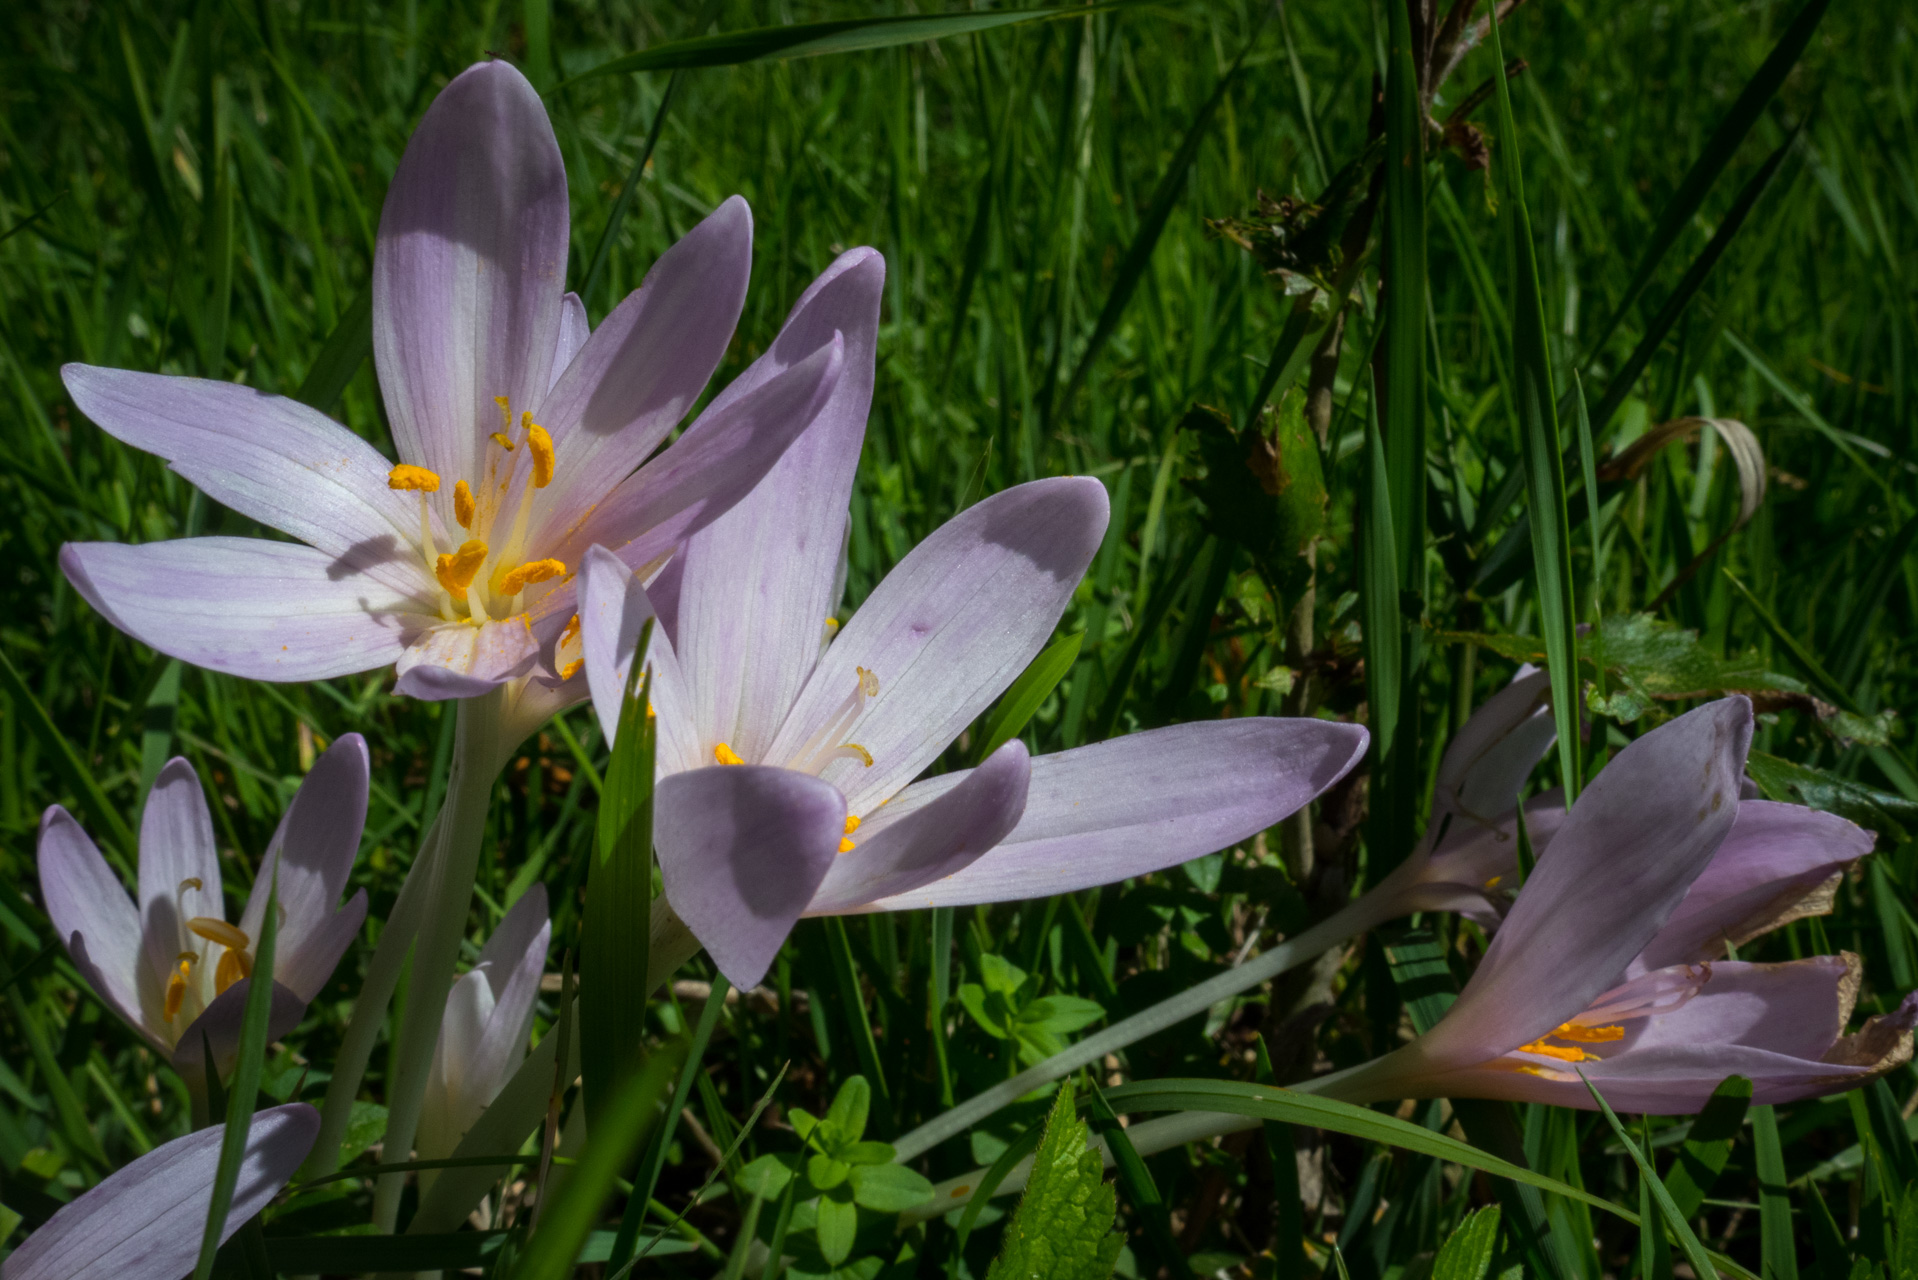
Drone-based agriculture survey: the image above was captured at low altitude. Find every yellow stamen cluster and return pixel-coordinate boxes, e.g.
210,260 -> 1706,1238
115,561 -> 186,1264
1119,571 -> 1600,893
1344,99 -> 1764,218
527,422 -> 555,488
1514,1020 -> 1627,1063
388,464 -> 441,492
715,743 -> 745,766
454,479 -> 477,529
498,558 -> 565,597
839,813 -> 861,854
436,539 -> 490,595
164,953 -> 194,1020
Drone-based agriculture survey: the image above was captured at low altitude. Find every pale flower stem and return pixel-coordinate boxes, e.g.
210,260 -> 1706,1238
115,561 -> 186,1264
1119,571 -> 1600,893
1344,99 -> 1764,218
305,793 -> 446,1178
888,891 -> 1392,1164
374,690 -> 508,1230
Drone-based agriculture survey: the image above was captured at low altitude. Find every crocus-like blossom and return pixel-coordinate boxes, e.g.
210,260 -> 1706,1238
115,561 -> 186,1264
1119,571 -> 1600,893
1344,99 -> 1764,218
579,338 -> 1369,987
36,737 -> 369,1078
419,885 -> 549,1170
0,1102 -> 316,1280
58,59 -> 842,710
1308,697 -> 1917,1112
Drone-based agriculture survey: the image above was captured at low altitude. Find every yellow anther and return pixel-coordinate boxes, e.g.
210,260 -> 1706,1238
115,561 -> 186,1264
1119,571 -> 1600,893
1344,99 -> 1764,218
454,479 -> 477,529
187,917 -> 250,951
560,613 -> 581,647
838,837 -> 857,854
214,947 -> 252,995
1550,1022 -> 1625,1043
498,558 -> 566,597
495,395 -> 511,430
491,432 -> 516,451
856,666 -> 879,697
840,742 -> 874,767
1482,875 -> 1503,890
179,877 -> 203,893
844,815 -> 861,835
388,464 -> 441,492
560,658 -> 583,681
715,743 -> 745,766
1514,1038 -> 1594,1063
435,539 -> 490,596
526,422 -> 555,488
164,954 -> 194,1021
825,617 -> 840,634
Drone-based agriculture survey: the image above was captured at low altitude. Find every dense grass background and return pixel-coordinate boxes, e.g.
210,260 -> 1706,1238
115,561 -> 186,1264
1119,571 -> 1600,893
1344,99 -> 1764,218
2,0 -> 1916,1274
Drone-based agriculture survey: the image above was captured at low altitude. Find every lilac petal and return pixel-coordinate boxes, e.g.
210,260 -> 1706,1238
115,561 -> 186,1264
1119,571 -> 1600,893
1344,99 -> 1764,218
810,740 -> 1031,915
1626,958 -> 1849,1061
553,332 -> 845,574
61,365 -> 437,591
535,197 -> 753,531
862,718 -> 1368,911
662,249 -> 884,764
237,735 -> 369,1001
656,765 -> 846,989
468,886 -> 550,1117
550,292 -> 590,392
61,539 -> 424,682
393,616 -> 540,700
767,477 -> 1108,814
1634,801 -> 1871,974
373,60 -> 568,493
170,979 -> 309,1081
37,807 -> 148,1044
579,544 -> 700,775
1413,698 -> 1751,1072
1433,665 -> 1554,825
135,757 -> 224,1020
0,1102 -> 317,1280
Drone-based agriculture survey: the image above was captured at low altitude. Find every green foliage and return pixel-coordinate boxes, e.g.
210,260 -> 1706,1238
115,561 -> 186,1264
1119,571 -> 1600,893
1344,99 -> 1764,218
985,1085 -> 1121,1280
957,954 -> 1106,1066
1433,1206 -> 1502,1280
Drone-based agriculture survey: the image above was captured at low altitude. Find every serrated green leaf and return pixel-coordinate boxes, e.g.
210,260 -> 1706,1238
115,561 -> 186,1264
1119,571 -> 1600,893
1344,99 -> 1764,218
1745,751 -> 1918,842
986,1083 -> 1122,1280
1433,1206 -> 1502,1280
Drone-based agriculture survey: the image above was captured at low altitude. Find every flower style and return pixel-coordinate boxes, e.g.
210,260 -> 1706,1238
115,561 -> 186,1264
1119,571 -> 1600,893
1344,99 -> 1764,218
36,736 -> 369,1078
1312,697 -> 1918,1112
0,1103 -> 316,1280
419,885 -> 549,1170
580,439 -> 1368,989
58,60 -> 842,706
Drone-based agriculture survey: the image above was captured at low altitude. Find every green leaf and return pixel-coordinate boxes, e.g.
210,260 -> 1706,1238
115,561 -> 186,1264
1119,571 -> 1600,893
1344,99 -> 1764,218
1745,751 -> 1918,842
263,1229 -> 687,1272
293,287 -> 370,412
739,1153 -> 796,1200
191,868 -> 278,1280
566,3 -> 1137,84
1663,1076 -> 1752,1219
1182,392 -> 1327,596
1578,1070 -> 1724,1280
813,1193 -> 859,1267
1433,1206 -> 1503,1280
1019,996 -> 1106,1036
957,983 -> 1008,1038
1485,0 -> 1580,807
582,626 -> 655,1129
1753,1105 -> 1799,1280
821,918 -> 890,1128
826,1075 -> 872,1148
848,1162 -> 934,1213
985,1083 -> 1123,1280
841,1141 -> 893,1166
1361,391 -> 1403,808
975,630 -> 1082,765
809,1152 -> 852,1191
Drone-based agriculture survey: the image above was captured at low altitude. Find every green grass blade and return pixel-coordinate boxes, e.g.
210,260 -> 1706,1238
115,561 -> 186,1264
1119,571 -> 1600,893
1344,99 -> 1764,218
822,917 -> 891,1132
509,1046 -> 683,1280
0,647 -> 135,864
1486,0 -> 1581,806
1722,571 -> 1861,714
293,287 -> 371,412
1664,1076 -> 1753,1218
582,622 -> 656,1130
1586,0 -> 1832,360
564,3 -> 1139,85
1832,512 -> 1918,691
191,869 -> 278,1280
1362,385 -> 1403,817
1578,1069 -> 1723,1280
1085,1083 -> 1194,1280
1753,1104 -> 1800,1280
976,630 -> 1081,764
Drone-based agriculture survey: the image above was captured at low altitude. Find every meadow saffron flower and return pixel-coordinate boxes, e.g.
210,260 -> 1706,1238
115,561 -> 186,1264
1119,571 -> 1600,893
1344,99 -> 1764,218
58,60 -> 842,706
36,737 -> 369,1081
0,1103 -> 316,1280
579,479 -> 1369,989
418,886 -> 549,1177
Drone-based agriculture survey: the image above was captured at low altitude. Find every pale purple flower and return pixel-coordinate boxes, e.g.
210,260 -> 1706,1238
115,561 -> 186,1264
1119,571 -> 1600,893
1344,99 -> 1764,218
0,1103 -> 316,1280
418,885 -> 549,1165
36,737 -> 369,1078
1315,697 -> 1918,1112
577,322 -> 1368,986
58,60 -> 842,704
